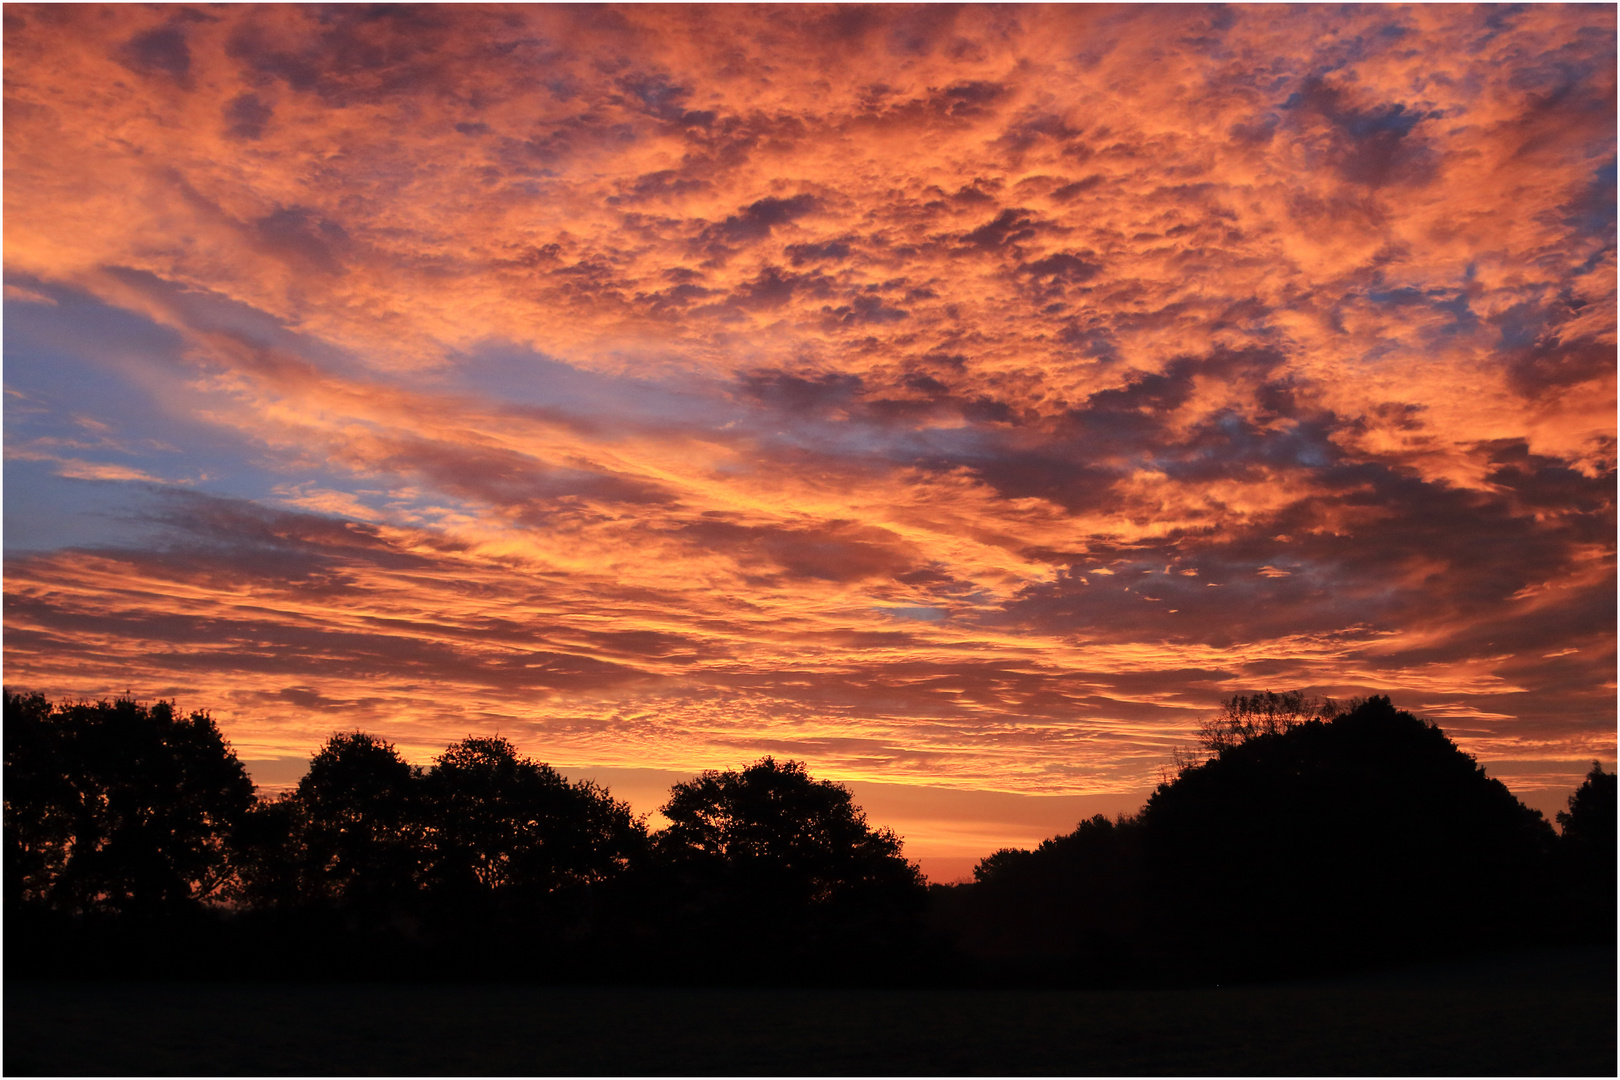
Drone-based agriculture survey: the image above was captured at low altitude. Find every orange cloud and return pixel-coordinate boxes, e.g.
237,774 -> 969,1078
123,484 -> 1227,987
4,5 -> 1613,867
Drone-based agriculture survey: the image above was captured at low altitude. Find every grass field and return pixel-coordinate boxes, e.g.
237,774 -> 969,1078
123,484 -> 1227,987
7,946 -> 1613,1075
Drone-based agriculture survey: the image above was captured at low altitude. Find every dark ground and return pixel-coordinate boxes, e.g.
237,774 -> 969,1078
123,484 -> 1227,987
6,946 -> 1614,1076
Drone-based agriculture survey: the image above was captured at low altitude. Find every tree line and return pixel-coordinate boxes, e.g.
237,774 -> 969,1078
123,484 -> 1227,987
5,689 -> 1613,985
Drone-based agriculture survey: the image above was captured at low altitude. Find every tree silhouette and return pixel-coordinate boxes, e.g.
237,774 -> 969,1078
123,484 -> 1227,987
937,695 -> 1564,984
1555,762 -> 1616,940
1557,761 -> 1617,846
945,813 -> 1146,983
654,757 -> 926,970
419,735 -> 646,930
1196,690 -> 1338,754
285,732 -> 423,925
5,691 -> 76,912
1139,695 -> 1557,977
3,692 -> 255,918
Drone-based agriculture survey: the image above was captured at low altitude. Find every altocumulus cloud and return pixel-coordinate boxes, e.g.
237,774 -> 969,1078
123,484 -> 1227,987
3,6 -> 1612,830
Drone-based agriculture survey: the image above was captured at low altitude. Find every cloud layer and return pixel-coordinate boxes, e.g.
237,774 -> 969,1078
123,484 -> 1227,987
5,5 -> 1614,845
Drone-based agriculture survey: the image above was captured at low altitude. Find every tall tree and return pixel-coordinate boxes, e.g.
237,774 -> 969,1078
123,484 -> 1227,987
1555,762 -> 1617,940
3,692 -> 255,918
289,732 -> 423,920
655,757 -> 926,968
420,736 -> 645,917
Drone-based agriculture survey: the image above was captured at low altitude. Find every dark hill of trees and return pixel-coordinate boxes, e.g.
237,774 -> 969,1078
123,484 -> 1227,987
4,688 -> 1611,985
936,694 -> 1606,983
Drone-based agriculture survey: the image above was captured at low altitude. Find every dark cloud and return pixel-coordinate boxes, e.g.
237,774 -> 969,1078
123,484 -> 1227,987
934,80 -> 1007,119
995,109 -> 1083,156
618,72 -> 716,128
938,449 -> 1120,514
1493,297 -> 1615,399
1021,252 -> 1101,283
1227,115 -> 1278,146
612,169 -> 711,204
370,434 -> 676,514
1050,175 -> 1104,201
731,266 -> 819,310
902,372 -> 950,396
960,208 -> 1046,250
673,517 -> 913,583
1561,157 -> 1616,236
1484,439 -> 1616,523
145,489 -> 397,555
1282,76 -> 1439,187
785,238 -> 853,266
254,206 -> 349,275
522,112 -> 637,169
225,5 -> 460,107
822,292 -> 909,327
224,94 -> 273,140
961,397 -> 1017,425
997,447 -> 1606,657
706,194 -> 820,245
741,370 -> 864,414
118,24 -> 191,83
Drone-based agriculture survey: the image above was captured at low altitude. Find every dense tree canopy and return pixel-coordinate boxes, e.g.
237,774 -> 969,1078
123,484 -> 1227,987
421,735 -> 646,908
1554,761 -> 1617,939
653,757 -> 927,970
285,732 -> 422,920
944,696 -> 1572,983
659,756 -> 923,905
1139,695 -> 1558,975
4,692 -> 255,917
4,687 -> 1606,986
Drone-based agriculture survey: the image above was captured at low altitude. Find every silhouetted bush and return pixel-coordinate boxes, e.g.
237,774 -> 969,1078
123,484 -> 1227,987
234,732 -> 650,976
233,731 -> 425,942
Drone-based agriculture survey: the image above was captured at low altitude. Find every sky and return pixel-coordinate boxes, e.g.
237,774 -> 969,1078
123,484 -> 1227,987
4,3 -> 1615,881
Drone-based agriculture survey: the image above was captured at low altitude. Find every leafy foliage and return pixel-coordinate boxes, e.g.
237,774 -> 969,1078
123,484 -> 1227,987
1195,690 -> 1339,754
652,757 -> 927,972
421,735 -> 646,907
4,691 -> 255,917
950,813 -> 1145,981
281,732 -> 423,921
658,756 -> 923,906
942,694 -> 1568,983
1557,761 -> 1617,846
1554,761 -> 1617,939
4,687 -> 1604,986
1142,695 -> 1557,976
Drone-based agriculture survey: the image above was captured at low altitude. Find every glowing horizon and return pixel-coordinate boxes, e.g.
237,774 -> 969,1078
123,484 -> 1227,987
4,4 -> 1614,874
